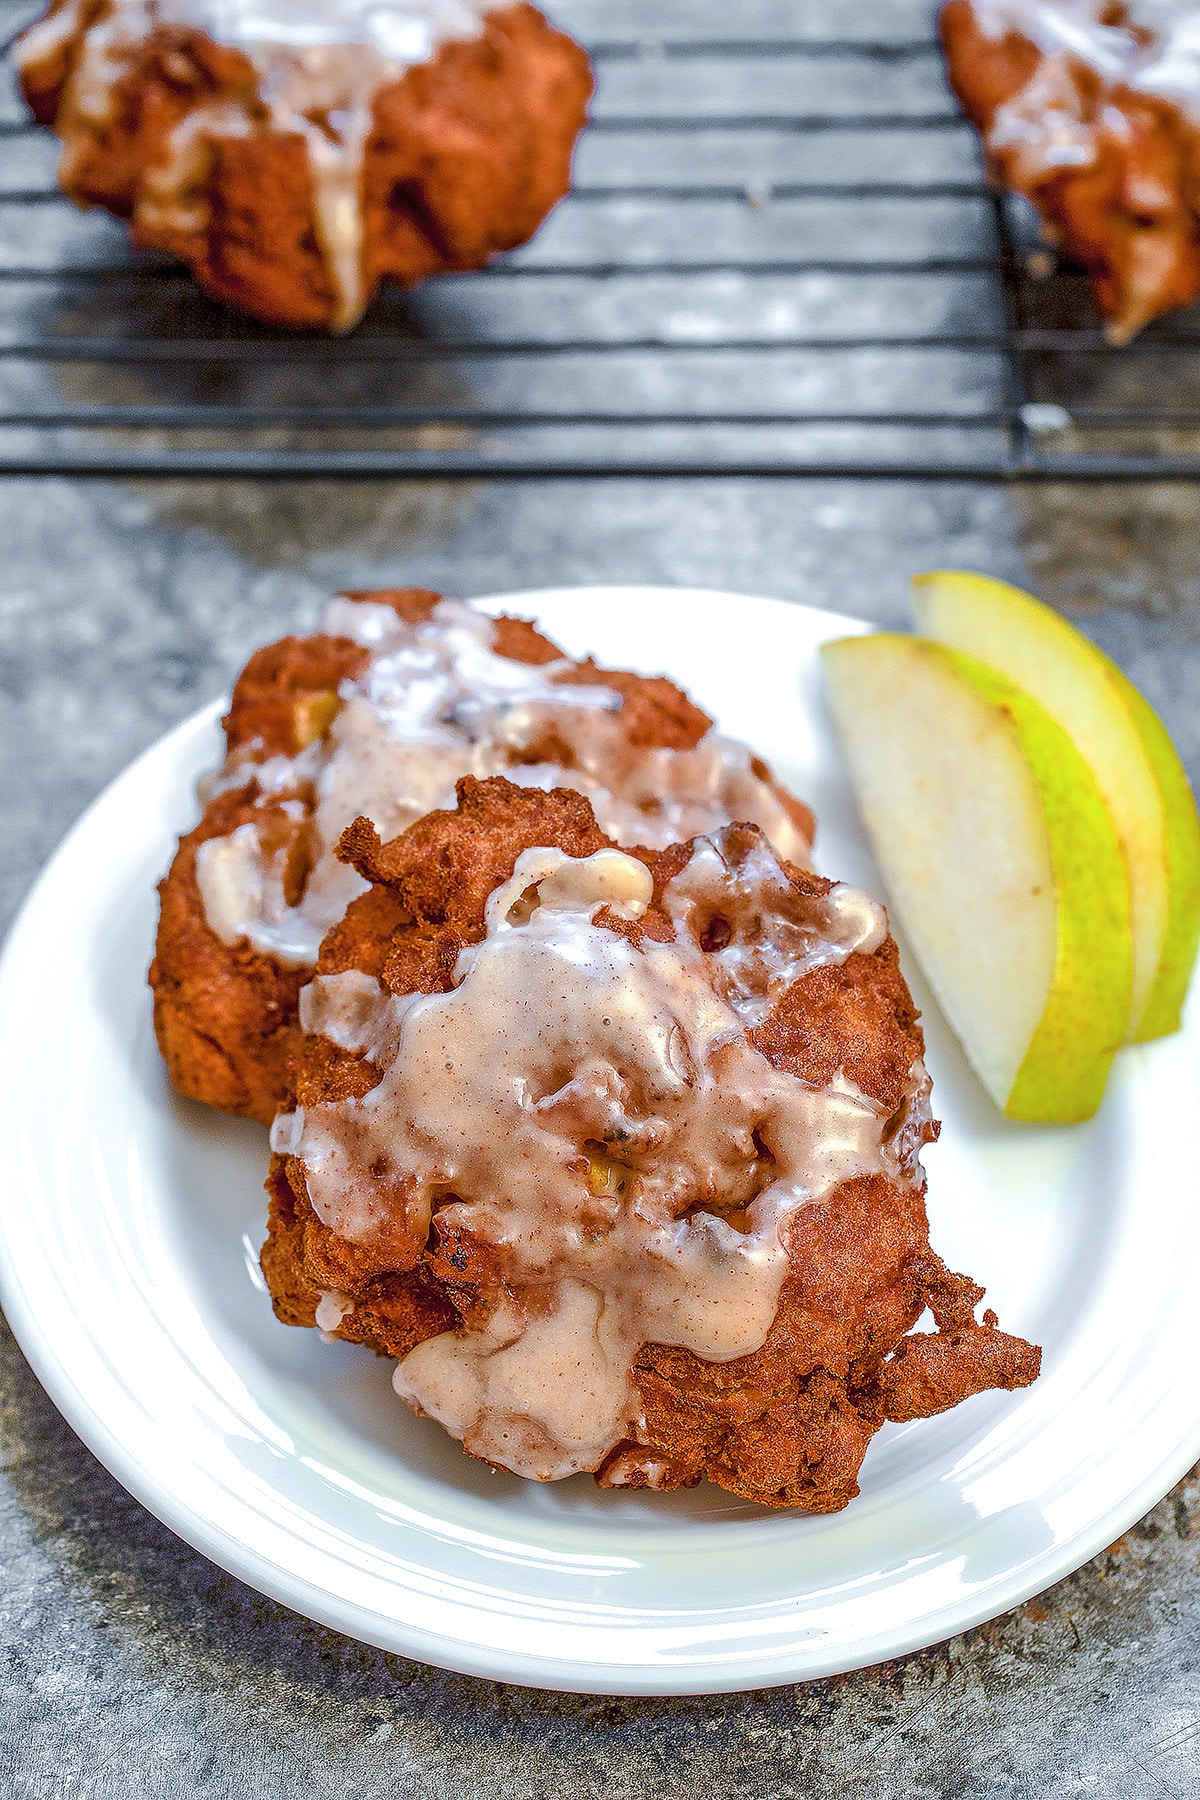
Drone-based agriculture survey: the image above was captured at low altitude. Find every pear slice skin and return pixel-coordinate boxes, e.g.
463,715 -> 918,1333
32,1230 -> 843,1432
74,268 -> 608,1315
821,634 -> 1132,1123
1106,665 -> 1200,1040
911,569 -> 1199,1041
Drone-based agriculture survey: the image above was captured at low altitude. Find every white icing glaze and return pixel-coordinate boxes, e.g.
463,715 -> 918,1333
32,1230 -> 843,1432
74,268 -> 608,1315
193,596 -> 814,969
662,832 -> 887,1027
284,833 -> 909,1481
972,1 -> 1200,88
599,1448 -> 674,1488
194,803 -> 306,952
315,1288 -> 354,1330
17,0 -> 493,327
968,4 -> 1200,181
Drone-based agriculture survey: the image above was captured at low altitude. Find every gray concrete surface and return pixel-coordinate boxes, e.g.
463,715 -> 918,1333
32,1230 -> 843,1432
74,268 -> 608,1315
1,474 -> 1199,1798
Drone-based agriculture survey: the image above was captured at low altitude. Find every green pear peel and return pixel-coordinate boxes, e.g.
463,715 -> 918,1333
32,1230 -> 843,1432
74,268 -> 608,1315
1108,666 -> 1200,1039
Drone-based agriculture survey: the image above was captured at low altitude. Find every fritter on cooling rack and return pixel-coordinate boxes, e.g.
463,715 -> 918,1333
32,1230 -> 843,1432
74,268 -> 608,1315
942,1 -> 1200,342
150,588 -> 814,1125
17,1 -> 592,331
263,775 -> 1040,1512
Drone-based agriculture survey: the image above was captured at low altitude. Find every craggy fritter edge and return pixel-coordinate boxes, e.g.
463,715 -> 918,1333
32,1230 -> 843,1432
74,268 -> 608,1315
940,0 -> 1200,342
19,1 -> 594,330
150,589 -> 812,1122
264,773 -> 1041,1513
150,589 -> 440,1124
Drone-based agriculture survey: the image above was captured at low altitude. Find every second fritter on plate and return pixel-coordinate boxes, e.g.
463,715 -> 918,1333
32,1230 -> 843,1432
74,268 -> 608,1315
151,588 -> 814,1125
263,775 -> 1041,1512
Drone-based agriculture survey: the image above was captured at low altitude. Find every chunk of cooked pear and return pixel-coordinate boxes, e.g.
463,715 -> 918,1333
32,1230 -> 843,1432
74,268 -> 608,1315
291,689 -> 341,752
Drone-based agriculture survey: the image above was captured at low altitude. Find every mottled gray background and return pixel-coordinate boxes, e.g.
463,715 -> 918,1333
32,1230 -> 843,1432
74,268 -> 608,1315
1,474 -> 1199,1799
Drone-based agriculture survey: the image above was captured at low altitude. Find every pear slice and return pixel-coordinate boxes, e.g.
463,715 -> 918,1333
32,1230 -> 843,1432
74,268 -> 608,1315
912,570 -> 1200,1041
821,633 -> 1132,1123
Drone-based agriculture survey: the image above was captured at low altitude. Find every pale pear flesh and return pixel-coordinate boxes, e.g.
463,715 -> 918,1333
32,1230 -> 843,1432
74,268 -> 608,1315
821,634 -> 1131,1123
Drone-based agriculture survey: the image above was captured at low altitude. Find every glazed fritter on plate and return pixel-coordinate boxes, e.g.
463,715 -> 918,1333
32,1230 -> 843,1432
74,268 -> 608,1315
942,1 -> 1200,342
150,588 -> 814,1125
17,0 -> 592,330
263,775 -> 1041,1512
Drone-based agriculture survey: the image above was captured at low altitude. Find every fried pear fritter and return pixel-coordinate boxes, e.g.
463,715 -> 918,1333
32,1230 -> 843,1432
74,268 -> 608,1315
150,589 -> 814,1124
18,1 -> 593,332
942,1 -> 1200,342
263,775 -> 1041,1512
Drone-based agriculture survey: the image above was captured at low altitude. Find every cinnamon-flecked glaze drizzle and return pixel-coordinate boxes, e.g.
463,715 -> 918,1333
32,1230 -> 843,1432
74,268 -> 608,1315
273,830 -> 913,1481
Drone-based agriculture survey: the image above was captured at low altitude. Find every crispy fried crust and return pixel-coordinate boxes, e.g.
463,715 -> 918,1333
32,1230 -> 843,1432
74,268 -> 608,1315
612,1194 -> 1039,1511
151,591 -> 814,1123
19,2 -> 592,330
151,788 -> 310,1123
556,661 -> 712,751
264,774 -> 1041,1511
941,1 -> 1200,341
262,1159 -> 459,1353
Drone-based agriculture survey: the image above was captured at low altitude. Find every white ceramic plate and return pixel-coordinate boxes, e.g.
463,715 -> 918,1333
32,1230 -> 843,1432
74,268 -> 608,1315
1,586 -> 1198,1696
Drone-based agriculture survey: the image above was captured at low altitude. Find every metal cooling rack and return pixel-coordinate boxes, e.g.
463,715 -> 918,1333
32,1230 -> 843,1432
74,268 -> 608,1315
2,0 -> 1199,481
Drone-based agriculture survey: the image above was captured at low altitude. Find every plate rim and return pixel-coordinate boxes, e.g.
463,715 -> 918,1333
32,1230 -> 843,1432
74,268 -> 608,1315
2,583 -> 1199,1695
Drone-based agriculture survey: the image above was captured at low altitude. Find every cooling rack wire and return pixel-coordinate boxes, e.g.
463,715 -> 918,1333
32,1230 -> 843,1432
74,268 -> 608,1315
2,0 -> 1197,479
